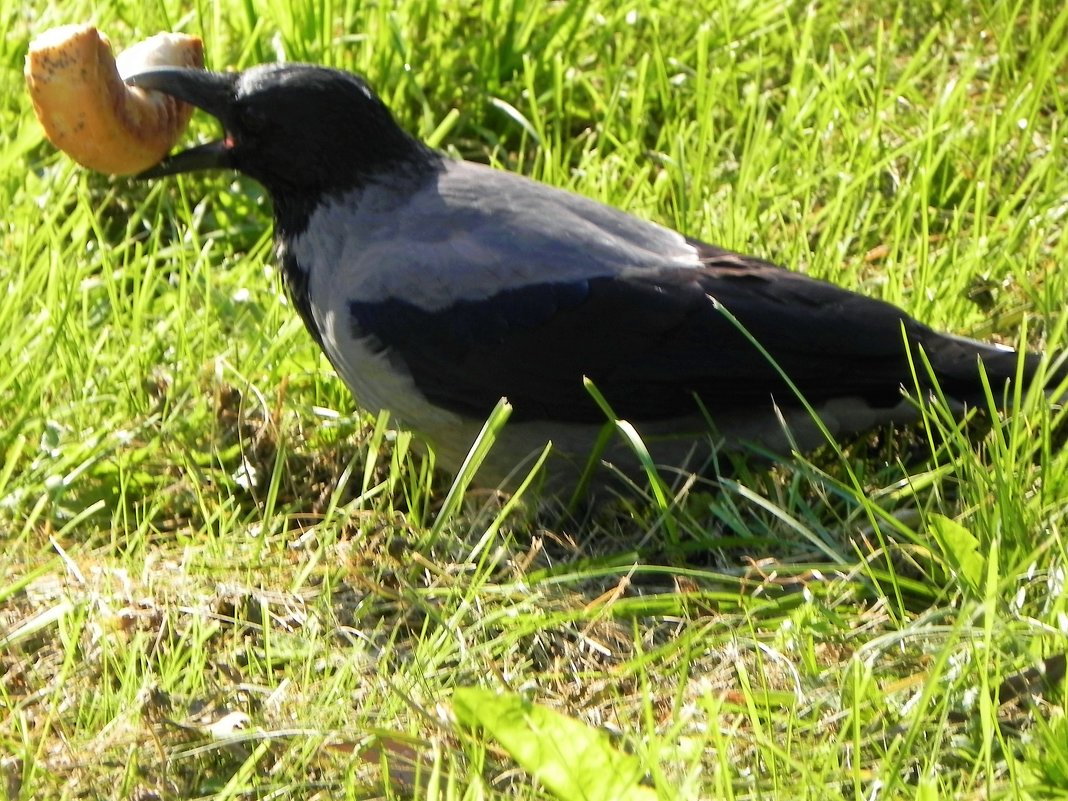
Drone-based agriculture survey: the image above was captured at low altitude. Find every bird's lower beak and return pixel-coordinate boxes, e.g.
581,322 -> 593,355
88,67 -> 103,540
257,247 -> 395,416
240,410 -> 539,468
124,68 -> 239,178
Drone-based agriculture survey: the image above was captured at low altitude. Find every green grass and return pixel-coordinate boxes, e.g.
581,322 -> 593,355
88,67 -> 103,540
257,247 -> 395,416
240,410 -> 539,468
3,0 -> 1068,798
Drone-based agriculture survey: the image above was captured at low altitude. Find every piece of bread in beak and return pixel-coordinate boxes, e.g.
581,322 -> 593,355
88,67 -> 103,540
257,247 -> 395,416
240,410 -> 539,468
25,24 -> 204,175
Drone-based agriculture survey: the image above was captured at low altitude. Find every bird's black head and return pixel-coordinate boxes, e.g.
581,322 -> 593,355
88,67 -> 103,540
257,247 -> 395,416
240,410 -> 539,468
127,63 -> 435,207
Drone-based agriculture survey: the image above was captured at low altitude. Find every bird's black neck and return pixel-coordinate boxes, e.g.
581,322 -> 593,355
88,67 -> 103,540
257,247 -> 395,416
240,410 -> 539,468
269,148 -> 443,349
270,145 -> 441,241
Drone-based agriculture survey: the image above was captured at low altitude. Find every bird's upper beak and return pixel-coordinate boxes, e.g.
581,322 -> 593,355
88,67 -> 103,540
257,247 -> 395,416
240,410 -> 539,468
124,68 -> 240,178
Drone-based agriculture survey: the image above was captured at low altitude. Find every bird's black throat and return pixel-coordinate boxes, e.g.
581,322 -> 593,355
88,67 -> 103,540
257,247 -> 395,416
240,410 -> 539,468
268,148 -> 442,242
270,155 -> 443,356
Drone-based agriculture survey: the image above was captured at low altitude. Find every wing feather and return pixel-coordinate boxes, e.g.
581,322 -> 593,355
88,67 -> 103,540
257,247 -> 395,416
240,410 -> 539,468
349,256 -> 940,423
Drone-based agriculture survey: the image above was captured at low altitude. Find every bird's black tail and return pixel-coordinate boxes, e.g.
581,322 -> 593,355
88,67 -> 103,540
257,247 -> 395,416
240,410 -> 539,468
919,330 -> 1066,408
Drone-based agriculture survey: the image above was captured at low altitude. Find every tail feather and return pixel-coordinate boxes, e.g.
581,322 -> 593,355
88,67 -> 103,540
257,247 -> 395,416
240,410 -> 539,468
921,331 -> 1064,407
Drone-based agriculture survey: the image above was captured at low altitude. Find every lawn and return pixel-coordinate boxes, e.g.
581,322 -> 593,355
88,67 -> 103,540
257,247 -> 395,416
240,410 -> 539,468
2,0 -> 1068,798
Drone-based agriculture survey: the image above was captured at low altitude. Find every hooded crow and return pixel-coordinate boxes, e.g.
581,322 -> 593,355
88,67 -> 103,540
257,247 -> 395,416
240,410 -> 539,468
126,63 -> 1064,489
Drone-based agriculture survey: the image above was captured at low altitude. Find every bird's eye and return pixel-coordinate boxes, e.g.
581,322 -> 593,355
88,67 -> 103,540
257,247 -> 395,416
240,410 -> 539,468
239,106 -> 269,135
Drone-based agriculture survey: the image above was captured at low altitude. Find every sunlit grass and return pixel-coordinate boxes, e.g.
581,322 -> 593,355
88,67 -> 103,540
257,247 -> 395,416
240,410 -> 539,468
2,0 -> 1067,798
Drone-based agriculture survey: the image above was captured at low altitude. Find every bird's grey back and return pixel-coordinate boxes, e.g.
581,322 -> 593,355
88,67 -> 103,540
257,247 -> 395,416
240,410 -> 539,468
292,159 -> 703,310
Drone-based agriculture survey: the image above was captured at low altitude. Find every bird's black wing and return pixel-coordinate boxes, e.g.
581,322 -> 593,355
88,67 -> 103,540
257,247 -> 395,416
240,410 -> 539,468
347,248 -> 955,424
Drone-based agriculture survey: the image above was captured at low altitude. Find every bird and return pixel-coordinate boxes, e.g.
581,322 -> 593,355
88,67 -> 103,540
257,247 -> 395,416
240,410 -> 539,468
126,62 -> 1064,492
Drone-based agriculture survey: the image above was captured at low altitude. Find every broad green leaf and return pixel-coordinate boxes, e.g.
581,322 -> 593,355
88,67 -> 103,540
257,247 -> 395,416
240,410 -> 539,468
928,513 -> 985,592
453,688 -> 658,801
915,775 -> 940,801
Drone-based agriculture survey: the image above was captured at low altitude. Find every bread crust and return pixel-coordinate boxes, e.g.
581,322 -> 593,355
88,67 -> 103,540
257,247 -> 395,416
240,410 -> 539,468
25,25 -> 204,175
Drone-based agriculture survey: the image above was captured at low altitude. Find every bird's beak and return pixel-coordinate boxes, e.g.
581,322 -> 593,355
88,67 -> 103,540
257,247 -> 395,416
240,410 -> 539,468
124,68 -> 239,178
